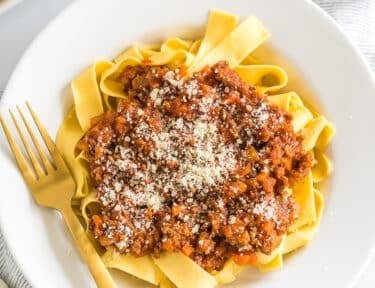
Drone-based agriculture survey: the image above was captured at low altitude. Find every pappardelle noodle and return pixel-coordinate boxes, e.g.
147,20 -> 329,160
56,10 -> 334,288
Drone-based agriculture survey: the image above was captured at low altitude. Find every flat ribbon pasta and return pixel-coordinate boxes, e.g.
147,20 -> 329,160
312,149 -> 332,183
55,9 -> 334,288
212,259 -> 245,285
101,40 -> 196,99
289,172 -> 316,231
72,61 -> 113,131
190,10 -> 238,68
153,252 -> 218,288
80,190 -> 100,227
56,108 -> 89,198
283,189 -> 324,254
269,92 -> 314,132
149,38 -> 196,66
188,16 -> 270,73
100,57 -> 141,98
302,116 -> 331,151
102,247 -> 164,286
235,64 -> 288,94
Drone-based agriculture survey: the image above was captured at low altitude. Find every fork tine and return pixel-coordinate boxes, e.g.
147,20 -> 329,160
16,105 -> 55,173
25,101 -> 66,169
0,115 -> 35,182
9,109 -> 45,178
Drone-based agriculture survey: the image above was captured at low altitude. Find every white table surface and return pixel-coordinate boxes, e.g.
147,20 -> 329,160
0,0 -> 374,287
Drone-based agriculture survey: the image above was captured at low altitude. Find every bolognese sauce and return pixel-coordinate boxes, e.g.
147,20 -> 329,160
78,61 -> 312,272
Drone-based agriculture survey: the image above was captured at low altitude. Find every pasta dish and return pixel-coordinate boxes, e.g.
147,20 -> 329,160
56,10 -> 334,288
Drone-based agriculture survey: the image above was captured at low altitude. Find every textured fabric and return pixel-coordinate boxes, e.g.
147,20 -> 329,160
0,1 -> 374,287
314,0 -> 375,69
0,278 -> 10,288
0,233 -> 30,287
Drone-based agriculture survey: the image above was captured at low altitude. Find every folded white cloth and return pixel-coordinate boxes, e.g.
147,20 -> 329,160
0,1 -> 374,287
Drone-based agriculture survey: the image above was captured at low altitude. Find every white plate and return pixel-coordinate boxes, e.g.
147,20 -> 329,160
1,0 -> 375,287
0,0 -> 22,15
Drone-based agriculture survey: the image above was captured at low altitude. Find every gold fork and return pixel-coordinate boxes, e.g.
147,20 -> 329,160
0,102 -> 116,288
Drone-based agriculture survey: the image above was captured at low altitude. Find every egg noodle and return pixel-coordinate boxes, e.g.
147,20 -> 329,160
56,10 -> 334,288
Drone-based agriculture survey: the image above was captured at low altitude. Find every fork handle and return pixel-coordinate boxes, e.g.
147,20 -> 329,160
61,207 -> 117,288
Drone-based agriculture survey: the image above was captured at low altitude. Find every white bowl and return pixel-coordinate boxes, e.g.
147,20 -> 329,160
1,0 -> 375,287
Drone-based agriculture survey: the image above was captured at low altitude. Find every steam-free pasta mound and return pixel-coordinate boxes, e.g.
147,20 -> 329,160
56,10 -> 334,288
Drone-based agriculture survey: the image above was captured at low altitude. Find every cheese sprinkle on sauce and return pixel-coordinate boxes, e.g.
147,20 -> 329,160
79,61 -> 312,272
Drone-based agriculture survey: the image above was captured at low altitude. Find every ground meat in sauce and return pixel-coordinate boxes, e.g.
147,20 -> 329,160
78,61 -> 313,272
